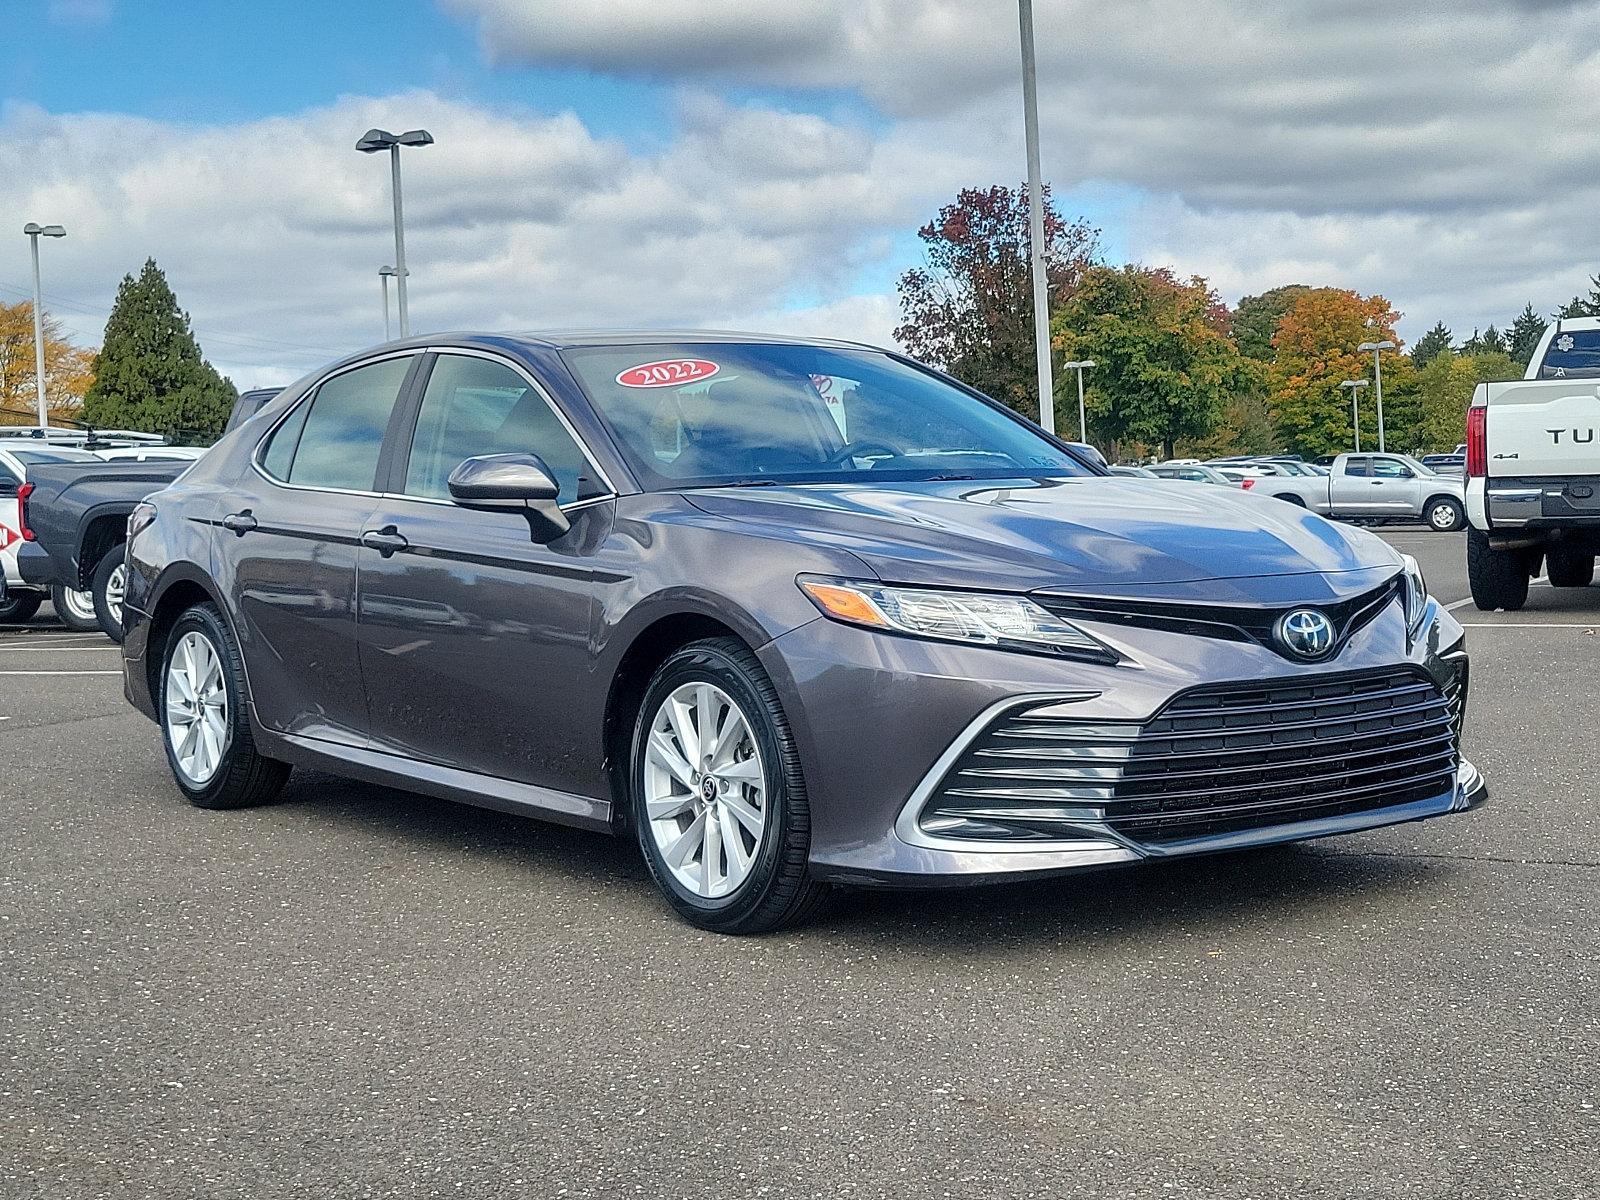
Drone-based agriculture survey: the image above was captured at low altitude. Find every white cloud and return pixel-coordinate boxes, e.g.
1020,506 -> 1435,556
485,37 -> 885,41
0,92 -> 957,388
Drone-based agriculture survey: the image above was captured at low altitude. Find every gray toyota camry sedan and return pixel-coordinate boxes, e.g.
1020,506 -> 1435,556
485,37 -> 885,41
120,332 -> 1486,933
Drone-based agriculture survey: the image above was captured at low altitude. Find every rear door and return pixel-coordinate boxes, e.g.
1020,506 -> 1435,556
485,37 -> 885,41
354,350 -> 619,798
216,352 -> 421,745
1329,457 -> 1374,512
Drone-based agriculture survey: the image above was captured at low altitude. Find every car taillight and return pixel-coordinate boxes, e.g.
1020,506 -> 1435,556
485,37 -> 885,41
1465,405 -> 1487,478
16,482 -> 35,541
1241,478 -> 1255,489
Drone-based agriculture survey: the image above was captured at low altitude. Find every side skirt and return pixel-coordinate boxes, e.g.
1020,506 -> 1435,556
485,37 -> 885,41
265,730 -> 614,834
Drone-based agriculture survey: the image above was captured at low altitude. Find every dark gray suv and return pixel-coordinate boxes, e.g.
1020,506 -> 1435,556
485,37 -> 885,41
120,332 -> 1486,933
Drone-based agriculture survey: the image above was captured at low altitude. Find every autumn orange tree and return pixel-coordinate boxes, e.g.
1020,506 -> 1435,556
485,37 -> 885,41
1269,288 -> 1414,455
0,301 -> 95,426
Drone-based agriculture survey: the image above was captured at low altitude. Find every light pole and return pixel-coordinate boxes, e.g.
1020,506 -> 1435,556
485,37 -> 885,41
1062,359 -> 1096,443
356,128 -> 433,338
1017,0 -> 1055,434
23,223 -> 66,429
378,265 -> 401,341
1357,340 -> 1396,452
1340,379 -> 1370,452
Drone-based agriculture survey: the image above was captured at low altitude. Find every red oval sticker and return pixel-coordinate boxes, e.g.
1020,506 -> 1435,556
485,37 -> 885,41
615,358 -> 721,389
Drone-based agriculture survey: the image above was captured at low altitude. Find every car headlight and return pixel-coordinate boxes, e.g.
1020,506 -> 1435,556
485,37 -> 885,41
797,576 -> 1116,662
1401,554 -> 1430,635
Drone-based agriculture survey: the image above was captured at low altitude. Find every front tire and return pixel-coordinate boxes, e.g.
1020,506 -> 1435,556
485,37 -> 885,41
631,637 -> 826,934
52,582 -> 99,631
1546,549 -> 1595,588
0,590 -> 44,623
1468,528 -> 1531,611
1425,496 -> 1466,532
160,603 -> 289,809
90,548 -> 128,642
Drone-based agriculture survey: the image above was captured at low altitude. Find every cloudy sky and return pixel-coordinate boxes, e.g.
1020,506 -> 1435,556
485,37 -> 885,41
3,0 -> 1597,388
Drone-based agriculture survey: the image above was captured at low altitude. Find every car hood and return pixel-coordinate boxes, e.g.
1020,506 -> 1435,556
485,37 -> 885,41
683,477 -> 1402,599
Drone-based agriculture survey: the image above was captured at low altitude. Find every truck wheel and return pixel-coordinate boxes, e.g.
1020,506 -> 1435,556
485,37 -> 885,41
1425,497 -> 1465,532
90,548 -> 129,643
0,590 -> 44,623
1277,495 -> 1307,507
1467,528 -> 1530,611
1546,549 -> 1595,589
52,583 -> 101,631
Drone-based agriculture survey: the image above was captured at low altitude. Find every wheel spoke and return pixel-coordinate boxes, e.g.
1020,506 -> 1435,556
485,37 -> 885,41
665,697 -> 700,763
718,806 -> 751,880
646,788 -> 697,820
721,792 -> 765,837
701,803 -> 722,894
647,730 -> 696,788
707,704 -> 743,770
661,810 -> 707,869
718,756 -> 762,783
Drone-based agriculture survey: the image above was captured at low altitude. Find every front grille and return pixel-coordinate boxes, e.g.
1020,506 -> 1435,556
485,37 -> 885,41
920,666 -> 1461,847
1033,577 -> 1402,662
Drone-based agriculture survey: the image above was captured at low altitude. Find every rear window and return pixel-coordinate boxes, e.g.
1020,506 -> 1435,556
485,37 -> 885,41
1538,329 -> 1600,379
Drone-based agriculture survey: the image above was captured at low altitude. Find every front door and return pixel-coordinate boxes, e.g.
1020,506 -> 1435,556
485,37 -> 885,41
355,351 -> 619,797
217,353 -> 419,744
1367,456 -> 1419,512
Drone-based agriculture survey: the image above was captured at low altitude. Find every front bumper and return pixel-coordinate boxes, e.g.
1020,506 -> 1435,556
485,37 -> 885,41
761,597 -> 1484,886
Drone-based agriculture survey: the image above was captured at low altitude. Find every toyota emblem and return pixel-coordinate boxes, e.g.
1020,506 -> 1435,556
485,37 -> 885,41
1276,608 -> 1336,659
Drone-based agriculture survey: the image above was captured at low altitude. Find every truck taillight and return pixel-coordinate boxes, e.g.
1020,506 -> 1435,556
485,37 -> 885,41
1240,478 -> 1255,489
1465,405 -> 1487,478
16,482 -> 35,541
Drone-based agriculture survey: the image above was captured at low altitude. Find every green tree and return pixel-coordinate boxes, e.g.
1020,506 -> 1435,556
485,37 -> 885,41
1556,274 -> 1600,319
1410,321 -> 1452,369
1410,350 -> 1519,453
1507,303 -> 1548,369
895,185 -> 1099,416
1230,284 -> 1310,362
1460,325 -> 1507,356
1268,288 -> 1405,456
80,259 -> 236,440
1053,265 -> 1247,458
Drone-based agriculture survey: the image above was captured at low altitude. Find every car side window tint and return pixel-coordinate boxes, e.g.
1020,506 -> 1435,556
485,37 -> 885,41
259,396 -> 311,481
1371,458 -> 1409,478
284,356 -> 414,491
403,354 -> 596,502
1343,458 -> 1369,477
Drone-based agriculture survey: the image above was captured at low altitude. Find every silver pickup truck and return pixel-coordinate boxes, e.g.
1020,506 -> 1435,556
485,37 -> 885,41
1251,452 -> 1467,531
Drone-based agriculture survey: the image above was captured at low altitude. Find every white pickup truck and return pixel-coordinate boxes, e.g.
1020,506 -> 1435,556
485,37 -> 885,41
1250,452 -> 1467,531
1465,316 -> 1600,609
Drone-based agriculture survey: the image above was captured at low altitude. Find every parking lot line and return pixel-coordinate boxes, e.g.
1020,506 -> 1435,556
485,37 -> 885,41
0,669 -> 122,676
1458,622 -> 1597,629
1443,577 -> 1549,611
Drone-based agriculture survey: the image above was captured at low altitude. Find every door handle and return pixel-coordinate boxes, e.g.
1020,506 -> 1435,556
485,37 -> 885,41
221,511 -> 257,535
360,526 -> 409,558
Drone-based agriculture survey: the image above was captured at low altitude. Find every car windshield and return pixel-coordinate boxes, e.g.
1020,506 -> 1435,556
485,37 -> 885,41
559,342 -> 1097,489
1538,329 -> 1600,379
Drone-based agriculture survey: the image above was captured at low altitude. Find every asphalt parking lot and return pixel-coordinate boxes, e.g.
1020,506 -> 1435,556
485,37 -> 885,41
2,530 -> 1595,1200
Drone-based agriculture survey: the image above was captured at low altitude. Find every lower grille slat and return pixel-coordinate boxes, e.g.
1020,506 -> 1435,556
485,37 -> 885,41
919,665 -> 1464,846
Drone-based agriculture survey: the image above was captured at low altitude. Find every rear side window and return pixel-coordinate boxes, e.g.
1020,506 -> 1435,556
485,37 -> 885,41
1342,458 -> 1369,477
265,356 -> 413,491
1539,329 -> 1600,379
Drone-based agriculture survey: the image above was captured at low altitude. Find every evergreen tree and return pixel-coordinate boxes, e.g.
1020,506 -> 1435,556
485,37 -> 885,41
1410,321 -> 1452,369
1459,325 -> 1507,356
1556,274 -> 1600,319
80,259 -> 237,440
1507,303 -> 1548,368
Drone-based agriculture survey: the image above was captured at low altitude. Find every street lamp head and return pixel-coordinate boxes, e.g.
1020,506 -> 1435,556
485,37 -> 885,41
1062,360 -> 1096,370
379,265 -> 396,277
395,129 -> 434,147
1358,341 -> 1396,353
356,128 -> 397,153
1340,379 -> 1369,391
24,223 -> 66,238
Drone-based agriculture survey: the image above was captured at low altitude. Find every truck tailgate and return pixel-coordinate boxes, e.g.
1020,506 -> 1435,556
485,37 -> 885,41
1486,379 -> 1600,477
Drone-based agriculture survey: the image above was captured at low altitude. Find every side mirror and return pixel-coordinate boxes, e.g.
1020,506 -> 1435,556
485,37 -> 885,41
447,453 -> 570,542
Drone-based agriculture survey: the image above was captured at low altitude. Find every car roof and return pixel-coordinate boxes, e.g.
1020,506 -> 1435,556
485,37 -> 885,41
359,329 -> 889,356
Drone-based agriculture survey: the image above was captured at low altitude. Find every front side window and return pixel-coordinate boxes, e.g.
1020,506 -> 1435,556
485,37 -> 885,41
560,343 -> 1095,490
403,355 -> 598,502
269,356 -> 413,491
1370,458 -> 1412,479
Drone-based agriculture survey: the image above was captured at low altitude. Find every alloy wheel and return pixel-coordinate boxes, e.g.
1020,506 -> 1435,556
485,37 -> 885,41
165,630 -> 229,785
642,682 -> 767,899
1430,503 -> 1457,530
105,563 -> 127,626
58,586 -> 97,624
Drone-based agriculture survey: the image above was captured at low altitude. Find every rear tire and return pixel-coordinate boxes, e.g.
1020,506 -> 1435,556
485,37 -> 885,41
1546,549 -> 1595,589
52,583 -> 100,631
1425,496 -> 1466,532
160,603 -> 290,810
1278,495 -> 1307,507
0,590 -> 44,623
90,548 -> 128,643
631,637 -> 827,934
1467,528 -> 1531,611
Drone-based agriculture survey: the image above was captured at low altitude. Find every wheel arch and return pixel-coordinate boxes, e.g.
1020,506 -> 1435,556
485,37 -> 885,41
76,508 -> 133,589
140,566 -> 239,715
